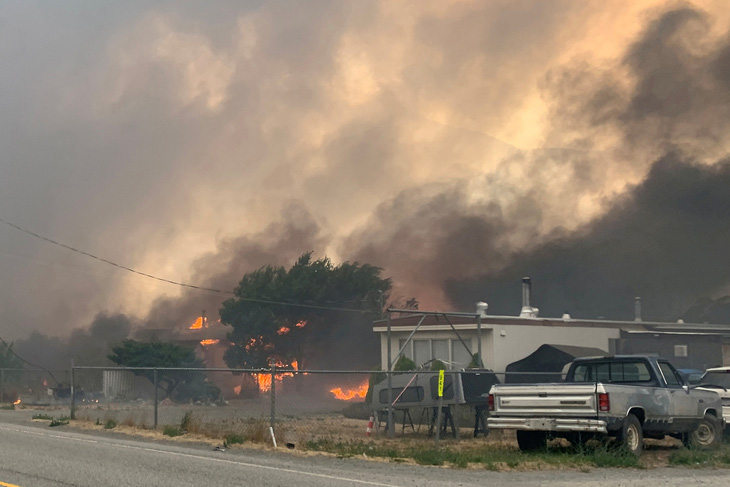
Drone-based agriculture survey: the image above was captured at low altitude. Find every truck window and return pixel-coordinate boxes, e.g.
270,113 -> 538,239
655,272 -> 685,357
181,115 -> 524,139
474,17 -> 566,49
658,362 -> 683,387
571,361 -> 651,383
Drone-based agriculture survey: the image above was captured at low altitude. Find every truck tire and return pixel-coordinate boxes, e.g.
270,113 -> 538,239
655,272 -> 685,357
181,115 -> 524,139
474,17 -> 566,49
516,430 -> 548,451
684,414 -> 722,449
617,414 -> 643,456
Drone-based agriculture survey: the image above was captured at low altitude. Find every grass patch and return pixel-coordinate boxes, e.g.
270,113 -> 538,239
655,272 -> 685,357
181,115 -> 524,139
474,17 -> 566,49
0,404 -> 15,410
224,433 -> 245,447
33,413 -> 54,420
49,418 -> 69,427
302,439 -> 642,469
669,446 -> 730,467
163,426 -> 184,437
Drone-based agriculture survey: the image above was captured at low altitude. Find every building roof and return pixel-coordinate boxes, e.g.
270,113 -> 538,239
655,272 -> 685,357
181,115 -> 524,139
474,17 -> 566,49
372,311 -> 730,337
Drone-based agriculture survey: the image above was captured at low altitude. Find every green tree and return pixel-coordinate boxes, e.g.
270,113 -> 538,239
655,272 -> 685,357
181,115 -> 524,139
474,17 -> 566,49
220,252 -> 391,369
108,340 -> 215,400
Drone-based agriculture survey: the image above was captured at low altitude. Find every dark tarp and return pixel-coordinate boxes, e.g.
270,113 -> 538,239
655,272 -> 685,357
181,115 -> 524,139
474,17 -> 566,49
505,344 -> 608,383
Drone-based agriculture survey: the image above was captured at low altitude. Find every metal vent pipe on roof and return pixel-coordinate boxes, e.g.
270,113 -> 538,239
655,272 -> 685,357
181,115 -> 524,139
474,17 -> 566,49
522,277 -> 531,308
476,301 -> 488,317
634,296 -> 642,322
520,277 -> 538,318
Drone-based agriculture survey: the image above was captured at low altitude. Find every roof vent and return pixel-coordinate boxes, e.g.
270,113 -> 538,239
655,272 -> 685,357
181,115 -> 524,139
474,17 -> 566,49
476,302 -> 489,318
519,277 -> 539,318
634,297 -> 642,322
562,312 -> 571,320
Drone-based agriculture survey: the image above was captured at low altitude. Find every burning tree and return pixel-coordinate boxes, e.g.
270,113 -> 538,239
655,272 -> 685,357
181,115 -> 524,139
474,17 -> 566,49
220,253 -> 391,370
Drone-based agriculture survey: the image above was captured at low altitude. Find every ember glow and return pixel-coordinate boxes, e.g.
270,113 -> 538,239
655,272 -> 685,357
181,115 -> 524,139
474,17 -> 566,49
330,380 -> 369,401
277,326 -> 290,335
200,339 -> 219,346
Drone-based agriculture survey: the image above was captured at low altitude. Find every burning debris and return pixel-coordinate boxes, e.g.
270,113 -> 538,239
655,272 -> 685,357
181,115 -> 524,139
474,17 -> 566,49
329,380 -> 369,401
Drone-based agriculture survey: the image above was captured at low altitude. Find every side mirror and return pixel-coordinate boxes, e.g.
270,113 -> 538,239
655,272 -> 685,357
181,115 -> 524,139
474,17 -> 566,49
683,383 -> 690,394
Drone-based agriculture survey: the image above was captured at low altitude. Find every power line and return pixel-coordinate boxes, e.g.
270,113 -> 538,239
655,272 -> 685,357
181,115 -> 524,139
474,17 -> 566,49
0,216 -> 374,314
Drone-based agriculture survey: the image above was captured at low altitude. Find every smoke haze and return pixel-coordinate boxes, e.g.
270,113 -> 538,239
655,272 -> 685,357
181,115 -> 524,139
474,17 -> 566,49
1,1 -> 730,352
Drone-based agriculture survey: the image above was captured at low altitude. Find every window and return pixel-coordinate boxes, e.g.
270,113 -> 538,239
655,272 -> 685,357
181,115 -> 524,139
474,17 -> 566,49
452,339 -> 473,368
658,362 -> 683,387
398,338 -> 474,369
674,345 -> 688,357
432,339 -> 448,363
571,361 -> 651,383
413,340 -> 430,366
398,339 -> 412,360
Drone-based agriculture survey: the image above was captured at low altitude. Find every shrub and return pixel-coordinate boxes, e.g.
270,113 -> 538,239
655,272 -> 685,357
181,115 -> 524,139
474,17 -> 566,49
104,418 -> 118,429
163,426 -> 184,437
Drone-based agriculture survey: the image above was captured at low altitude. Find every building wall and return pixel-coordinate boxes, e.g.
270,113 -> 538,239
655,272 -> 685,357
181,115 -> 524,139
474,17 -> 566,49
378,323 -> 620,372
613,334 -> 722,370
486,324 -> 621,372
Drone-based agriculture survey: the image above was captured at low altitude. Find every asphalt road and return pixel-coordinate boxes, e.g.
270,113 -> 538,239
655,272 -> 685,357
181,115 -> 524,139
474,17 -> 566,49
1,411 -> 729,486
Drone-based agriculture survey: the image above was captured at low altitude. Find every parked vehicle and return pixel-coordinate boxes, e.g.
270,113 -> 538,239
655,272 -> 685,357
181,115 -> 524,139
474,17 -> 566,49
487,355 -> 723,455
696,366 -> 730,431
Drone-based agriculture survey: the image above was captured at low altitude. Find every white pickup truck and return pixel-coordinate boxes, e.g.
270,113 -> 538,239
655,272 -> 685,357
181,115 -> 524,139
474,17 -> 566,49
487,355 -> 723,455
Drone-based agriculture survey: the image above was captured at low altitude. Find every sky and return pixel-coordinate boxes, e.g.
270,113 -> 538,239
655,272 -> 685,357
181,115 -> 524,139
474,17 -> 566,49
2,0 -> 730,342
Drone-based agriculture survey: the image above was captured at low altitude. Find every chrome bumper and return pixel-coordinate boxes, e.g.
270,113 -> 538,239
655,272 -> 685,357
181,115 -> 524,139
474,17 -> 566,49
487,416 -> 608,433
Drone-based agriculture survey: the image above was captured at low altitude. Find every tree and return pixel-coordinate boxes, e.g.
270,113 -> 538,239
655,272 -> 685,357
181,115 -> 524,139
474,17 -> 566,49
220,252 -> 392,369
108,340 -> 216,400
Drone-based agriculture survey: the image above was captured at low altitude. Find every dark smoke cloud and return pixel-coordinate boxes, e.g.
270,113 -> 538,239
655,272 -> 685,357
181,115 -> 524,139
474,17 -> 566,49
446,154 -> 730,321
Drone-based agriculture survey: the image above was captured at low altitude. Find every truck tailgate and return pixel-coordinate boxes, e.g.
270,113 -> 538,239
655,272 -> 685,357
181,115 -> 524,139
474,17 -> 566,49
492,383 -> 599,417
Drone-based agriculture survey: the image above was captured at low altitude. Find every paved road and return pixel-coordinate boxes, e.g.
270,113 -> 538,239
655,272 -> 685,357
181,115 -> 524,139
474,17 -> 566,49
0,412 -> 728,486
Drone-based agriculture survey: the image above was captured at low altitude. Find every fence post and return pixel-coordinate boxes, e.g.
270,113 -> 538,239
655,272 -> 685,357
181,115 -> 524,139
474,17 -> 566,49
70,360 -> 76,420
452,371 -> 460,440
386,312 -> 394,438
153,368 -> 159,429
270,359 -> 276,433
1,369 -> 4,404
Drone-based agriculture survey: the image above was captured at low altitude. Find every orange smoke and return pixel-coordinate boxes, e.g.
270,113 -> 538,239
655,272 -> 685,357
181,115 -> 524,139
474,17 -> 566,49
330,380 -> 369,401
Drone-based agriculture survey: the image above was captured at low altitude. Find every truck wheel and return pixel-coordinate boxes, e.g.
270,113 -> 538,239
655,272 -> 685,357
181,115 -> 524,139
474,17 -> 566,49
617,414 -> 643,456
516,430 -> 547,451
684,414 -> 722,449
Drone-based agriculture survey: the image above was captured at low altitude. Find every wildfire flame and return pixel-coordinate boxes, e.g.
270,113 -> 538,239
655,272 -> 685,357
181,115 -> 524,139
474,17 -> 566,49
255,360 -> 299,392
295,320 -> 306,328
330,380 -> 369,401
189,316 -> 207,329
277,326 -> 290,335
13,398 -> 21,405
233,385 -> 242,395
200,339 -> 219,346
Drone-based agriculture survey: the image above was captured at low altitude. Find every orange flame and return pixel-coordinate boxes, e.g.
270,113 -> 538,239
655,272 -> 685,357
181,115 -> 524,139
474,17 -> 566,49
233,385 -> 242,395
200,339 -> 219,346
295,320 -> 306,328
255,360 -> 299,392
277,326 -> 290,335
189,316 -> 207,329
13,398 -> 21,405
330,380 -> 369,401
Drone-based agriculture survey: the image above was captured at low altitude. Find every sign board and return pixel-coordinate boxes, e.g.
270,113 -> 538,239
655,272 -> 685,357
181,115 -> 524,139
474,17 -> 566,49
437,369 -> 444,397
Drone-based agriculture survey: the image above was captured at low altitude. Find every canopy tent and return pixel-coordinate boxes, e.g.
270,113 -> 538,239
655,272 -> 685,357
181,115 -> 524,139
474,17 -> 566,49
505,344 -> 608,383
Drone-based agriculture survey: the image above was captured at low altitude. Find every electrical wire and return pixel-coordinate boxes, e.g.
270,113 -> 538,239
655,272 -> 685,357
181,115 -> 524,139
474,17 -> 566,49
0,216 -> 375,314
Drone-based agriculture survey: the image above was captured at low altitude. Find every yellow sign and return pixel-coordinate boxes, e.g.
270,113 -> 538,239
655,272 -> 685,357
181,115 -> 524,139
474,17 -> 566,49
438,369 -> 444,397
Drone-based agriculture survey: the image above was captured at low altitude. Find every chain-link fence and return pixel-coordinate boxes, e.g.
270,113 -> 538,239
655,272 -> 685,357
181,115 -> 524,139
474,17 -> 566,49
0,368 -> 72,406
58,366 -> 566,447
